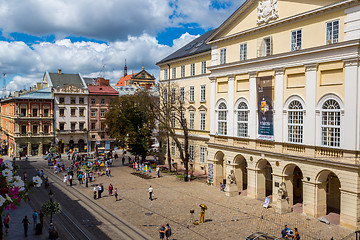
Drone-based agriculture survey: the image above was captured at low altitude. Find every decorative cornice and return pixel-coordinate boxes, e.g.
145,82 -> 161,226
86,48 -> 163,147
343,58 -> 359,67
274,68 -> 284,76
249,71 -> 257,78
209,77 -> 216,83
227,74 -> 235,81
305,64 -> 318,72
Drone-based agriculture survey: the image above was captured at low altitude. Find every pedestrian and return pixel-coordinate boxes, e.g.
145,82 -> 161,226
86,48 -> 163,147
148,186 -> 153,201
45,177 -> 49,189
32,210 -> 38,229
40,170 -> 44,180
22,216 -> 30,237
39,209 -> 44,229
63,175 -> 68,185
108,168 -> 111,177
85,175 -> 89,188
114,188 -> 118,201
97,184 -> 102,198
122,156 -> 125,165
48,223 -> 58,240
281,225 -> 289,238
165,223 -> 172,240
294,228 -> 300,240
93,186 -> 97,200
108,183 -> 113,195
69,174 -> 73,186
25,154 -> 28,161
3,213 -> 10,234
159,223 -> 165,240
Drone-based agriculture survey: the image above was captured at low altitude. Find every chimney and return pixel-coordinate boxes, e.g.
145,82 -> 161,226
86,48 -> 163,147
36,82 -> 42,89
58,69 -> 62,74
14,91 -> 19,97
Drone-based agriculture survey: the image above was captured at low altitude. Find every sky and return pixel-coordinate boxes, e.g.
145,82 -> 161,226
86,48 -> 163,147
0,0 -> 242,95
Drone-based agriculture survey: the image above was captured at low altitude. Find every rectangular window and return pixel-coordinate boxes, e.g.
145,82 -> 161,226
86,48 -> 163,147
164,69 -> 168,80
200,85 -> 206,102
32,108 -> 38,117
100,110 -> 105,117
171,112 -> 176,127
43,125 -> 49,134
71,108 -> 76,117
240,43 -> 247,61
32,125 -> 38,134
262,37 -> 272,56
101,122 -> 105,131
189,145 -> 194,161
79,98 -> 84,104
171,141 -> 176,155
20,108 -> 27,117
91,110 -> 96,117
189,112 -> 194,130
59,108 -> 65,117
59,97 -> 65,104
200,112 -> 206,131
91,98 -> 95,104
190,63 -> 195,76
171,88 -> 176,103
101,99 -> 105,105
79,122 -> 84,130
172,67 -> 176,79
59,123 -> 65,131
21,125 -> 27,134
326,20 -> 339,44
70,97 -> 76,104
71,122 -> 76,130
200,146 -> 206,163
91,122 -> 96,130
291,30 -> 302,51
180,87 -> 185,102
220,48 -> 226,64
163,89 -> 168,103
181,65 -> 185,78
79,108 -> 84,117
43,108 -> 49,117
189,86 -> 194,102
201,61 -> 206,74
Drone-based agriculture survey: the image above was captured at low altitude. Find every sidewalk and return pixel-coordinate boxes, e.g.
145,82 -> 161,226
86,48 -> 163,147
4,200 -> 47,240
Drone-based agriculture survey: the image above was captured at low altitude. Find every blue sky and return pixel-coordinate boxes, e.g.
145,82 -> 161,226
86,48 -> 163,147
0,0 -> 241,94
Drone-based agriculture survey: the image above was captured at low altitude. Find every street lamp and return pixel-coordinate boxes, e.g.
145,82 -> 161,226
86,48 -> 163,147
48,189 -> 54,224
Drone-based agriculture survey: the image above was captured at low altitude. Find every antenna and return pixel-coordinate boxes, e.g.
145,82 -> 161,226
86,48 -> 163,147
98,65 -> 106,78
2,73 -> 6,97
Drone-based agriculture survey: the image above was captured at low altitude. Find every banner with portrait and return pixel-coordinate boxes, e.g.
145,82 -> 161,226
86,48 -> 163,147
257,76 -> 274,141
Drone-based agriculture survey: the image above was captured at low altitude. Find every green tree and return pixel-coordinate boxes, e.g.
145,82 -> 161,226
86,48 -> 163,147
105,91 -> 155,161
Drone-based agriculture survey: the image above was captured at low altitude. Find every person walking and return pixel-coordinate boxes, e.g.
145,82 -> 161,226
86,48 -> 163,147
63,175 -> 68,185
114,188 -> 118,201
294,228 -> 300,240
32,210 -> 38,230
156,166 -> 160,178
122,156 -> 125,166
3,213 -> 10,234
148,186 -> 153,201
93,186 -> 97,200
159,224 -> 165,240
108,184 -> 113,195
22,216 -> 30,237
69,174 -> 73,186
98,184 -> 102,198
165,223 -> 172,240
39,209 -> 44,228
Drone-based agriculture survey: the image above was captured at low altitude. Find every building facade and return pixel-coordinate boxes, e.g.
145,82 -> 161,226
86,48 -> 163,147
43,70 -> 89,153
0,86 -> 54,157
87,77 -> 118,151
158,0 -> 360,229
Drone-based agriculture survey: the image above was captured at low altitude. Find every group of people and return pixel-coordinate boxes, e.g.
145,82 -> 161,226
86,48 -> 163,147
281,225 -> 300,239
93,183 -> 119,201
133,161 -> 161,178
19,209 -> 50,238
159,223 -> 172,240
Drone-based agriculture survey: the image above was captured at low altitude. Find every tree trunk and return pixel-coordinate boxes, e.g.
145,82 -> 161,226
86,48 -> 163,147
167,135 -> 172,172
184,160 -> 189,182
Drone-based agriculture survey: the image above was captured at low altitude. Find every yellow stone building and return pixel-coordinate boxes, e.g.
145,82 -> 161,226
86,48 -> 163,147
157,0 -> 360,229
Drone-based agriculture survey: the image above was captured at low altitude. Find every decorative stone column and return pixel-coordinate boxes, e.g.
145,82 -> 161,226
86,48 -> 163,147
246,167 -> 257,199
274,68 -> 284,142
314,182 -> 327,218
227,74 -> 235,138
304,64 -> 317,146
249,72 -> 257,139
340,189 -> 360,229
27,142 -> 31,156
272,173 -> 283,205
39,142 -> 43,156
209,77 -> 216,135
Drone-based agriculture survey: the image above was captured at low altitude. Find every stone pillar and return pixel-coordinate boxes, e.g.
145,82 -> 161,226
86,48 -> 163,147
272,173 -> 283,205
247,167 -> 257,199
39,142 -> 43,156
315,182 -> 327,217
304,64 -> 317,146
343,59 -> 358,150
340,189 -> 359,229
27,142 -> 31,156
210,160 -> 224,187
234,163 -> 244,192
255,169 -> 266,199
283,175 -> 294,206
249,72 -> 257,139
302,181 -> 316,217
210,77 -> 216,135
227,75 -> 235,137
274,68 -> 284,142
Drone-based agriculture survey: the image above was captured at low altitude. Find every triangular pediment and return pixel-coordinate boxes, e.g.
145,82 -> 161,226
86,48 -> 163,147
208,0 -> 342,43
132,69 -> 155,81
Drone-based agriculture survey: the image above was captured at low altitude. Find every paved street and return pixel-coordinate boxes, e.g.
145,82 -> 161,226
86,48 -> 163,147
14,155 -> 354,240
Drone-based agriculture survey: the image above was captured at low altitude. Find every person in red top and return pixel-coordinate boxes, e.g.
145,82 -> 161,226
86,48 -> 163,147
108,183 -> 113,195
3,213 -> 10,234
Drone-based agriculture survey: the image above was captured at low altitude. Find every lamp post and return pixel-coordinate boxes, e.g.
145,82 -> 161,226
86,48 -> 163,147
48,189 -> 54,224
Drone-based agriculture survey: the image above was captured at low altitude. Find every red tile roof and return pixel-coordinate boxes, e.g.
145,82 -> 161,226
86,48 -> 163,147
115,73 -> 137,86
88,85 -> 119,95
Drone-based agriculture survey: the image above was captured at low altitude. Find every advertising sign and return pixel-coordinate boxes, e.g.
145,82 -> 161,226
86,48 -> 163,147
257,76 -> 274,141
105,140 -> 111,150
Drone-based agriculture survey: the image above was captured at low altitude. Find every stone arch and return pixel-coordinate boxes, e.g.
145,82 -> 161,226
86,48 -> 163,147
315,170 -> 341,216
233,154 -> 248,192
213,151 -> 226,186
282,163 -> 304,206
255,158 -> 273,199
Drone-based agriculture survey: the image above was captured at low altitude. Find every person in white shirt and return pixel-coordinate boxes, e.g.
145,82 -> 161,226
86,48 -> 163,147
63,175 -> 68,185
148,186 -> 153,201
93,186 -> 97,200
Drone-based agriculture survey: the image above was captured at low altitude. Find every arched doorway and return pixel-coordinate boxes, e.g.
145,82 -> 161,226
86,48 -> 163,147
316,170 -> 341,217
234,154 -> 247,192
214,151 -> 225,186
256,159 -> 273,199
69,140 -> 74,150
283,164 -> 303,206
78,139 -> 85,152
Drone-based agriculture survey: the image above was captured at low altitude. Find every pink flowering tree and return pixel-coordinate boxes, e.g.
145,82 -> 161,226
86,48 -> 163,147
0,157 -> 42,240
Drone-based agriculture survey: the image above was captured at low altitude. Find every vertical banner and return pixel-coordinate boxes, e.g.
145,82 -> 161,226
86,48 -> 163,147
257,76 -> 274,140
208,163 -> 213,184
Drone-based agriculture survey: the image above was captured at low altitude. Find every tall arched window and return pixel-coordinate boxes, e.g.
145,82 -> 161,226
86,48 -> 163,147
237,102 -> 248,137
217,103 -> 227,135
288,100 -> 304,143
321,99 -> 341,147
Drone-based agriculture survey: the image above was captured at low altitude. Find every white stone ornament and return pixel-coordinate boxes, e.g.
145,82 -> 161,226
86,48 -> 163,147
257,0 -> 279,24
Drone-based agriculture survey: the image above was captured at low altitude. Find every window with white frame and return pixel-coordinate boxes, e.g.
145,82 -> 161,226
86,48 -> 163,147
180,87 -> 185,102
200,146 -> 206,163
200,85 -> 206,102
163,89 -> 168,103
326,20 -> 339,45
189,86 -> 194,102
171,88 -> 176,103
171,112 -> 176,127
237,102 -> 248,137
189,112 -> 195,130
189,145 -> 194,161
240,43 -> 247,61
218,102 -> 227,135
291,29 -> 302,51
220,48 -> 226,64
172,67 -> 176,79
164,69 -> 168,80
181,65 -> 185,78
200,112 -> 206,130
190,63 -> 195,76
100,110 -> 105,117
258,37 -> 272,57
201,61 -> 206,74
321,99 -> 341,147
288,100 -> 304,143
171,141 -> 176,155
